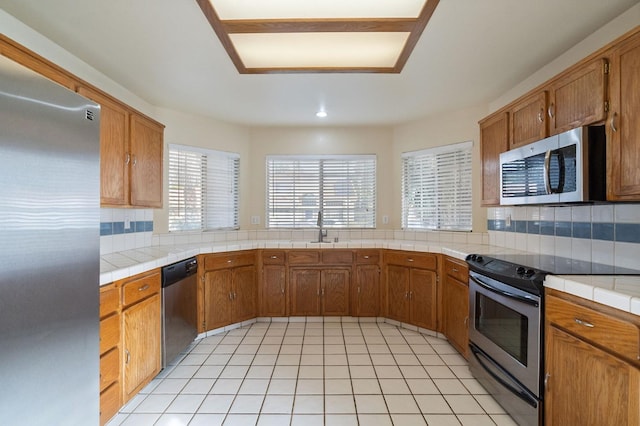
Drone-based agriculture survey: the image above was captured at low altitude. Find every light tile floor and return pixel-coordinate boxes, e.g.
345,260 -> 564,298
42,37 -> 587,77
107,319 -> 518,426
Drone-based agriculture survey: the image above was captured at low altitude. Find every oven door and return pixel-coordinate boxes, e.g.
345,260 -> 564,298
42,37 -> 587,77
468,271 -> 541,396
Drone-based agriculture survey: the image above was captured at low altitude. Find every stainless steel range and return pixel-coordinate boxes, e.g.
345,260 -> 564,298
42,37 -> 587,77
466,254 -> 547,426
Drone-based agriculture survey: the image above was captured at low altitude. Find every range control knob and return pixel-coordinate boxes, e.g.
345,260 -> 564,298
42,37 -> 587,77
469,254 -> 477,261
476,256 -> 484,263
516,266 -> 526,275
525,269 -> 535,277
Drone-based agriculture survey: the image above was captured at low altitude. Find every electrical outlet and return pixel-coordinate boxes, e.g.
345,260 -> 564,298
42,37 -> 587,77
251,215 -> 260,225
124,215 -> 131,230
321,229 -> 328,237
505,214 -> 512,228
382,215 -> 389,224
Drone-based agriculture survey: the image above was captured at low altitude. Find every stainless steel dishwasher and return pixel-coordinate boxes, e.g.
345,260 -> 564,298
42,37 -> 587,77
161,257 -> 198,368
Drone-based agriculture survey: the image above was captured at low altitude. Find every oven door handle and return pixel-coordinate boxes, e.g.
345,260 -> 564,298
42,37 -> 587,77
470,344 -> 538,408
469,275 -> 539,307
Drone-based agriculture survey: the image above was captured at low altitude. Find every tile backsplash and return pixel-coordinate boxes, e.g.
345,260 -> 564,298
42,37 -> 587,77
488,205 -> 640,268
100,208 -> 154,254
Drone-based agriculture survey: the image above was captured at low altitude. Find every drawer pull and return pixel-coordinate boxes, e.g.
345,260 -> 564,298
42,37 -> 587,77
138,284 -> 149,292
227,260 -> 232,263
270,256 -> 278,259
574,318 -> 595,328
452,268 -> 458,273
125,349 -> 130,365
407,258 -> 414,262
363,255 -> 370,259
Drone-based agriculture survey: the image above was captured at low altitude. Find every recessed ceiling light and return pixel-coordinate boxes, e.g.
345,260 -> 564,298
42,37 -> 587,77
196,0 -> 440,74
316,111 -> 328,118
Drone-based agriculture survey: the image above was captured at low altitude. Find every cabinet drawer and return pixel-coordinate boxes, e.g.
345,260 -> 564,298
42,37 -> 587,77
322,250 -> 353,265
100,347 -> 119,392
444,257 -> 469,283
99,314 -> 120,355
204,252 -> 255,270
99,284 -> 119,319
289,250 -> 320,265
546,294 -> 640,362
122,272 -> 160,307
356,250 -> 380,264
100,382 -> 120,426
262,250 -> 286,265
385,251 -> 437,270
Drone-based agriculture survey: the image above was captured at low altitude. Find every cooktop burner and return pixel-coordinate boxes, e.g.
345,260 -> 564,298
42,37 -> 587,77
476,253 -> 640,275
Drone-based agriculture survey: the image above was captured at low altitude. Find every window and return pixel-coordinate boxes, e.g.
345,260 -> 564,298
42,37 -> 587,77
402,141 -> 472,231
266,155 -> 376,228
168,145 -> 239,231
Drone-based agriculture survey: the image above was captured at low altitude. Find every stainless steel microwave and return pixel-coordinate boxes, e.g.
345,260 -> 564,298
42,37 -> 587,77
499,126 -> 606,205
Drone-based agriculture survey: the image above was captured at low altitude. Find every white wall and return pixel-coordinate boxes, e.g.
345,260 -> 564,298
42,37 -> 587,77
247,126 -> 394,229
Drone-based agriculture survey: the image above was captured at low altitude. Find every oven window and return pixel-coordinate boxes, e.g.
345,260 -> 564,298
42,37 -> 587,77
475,293 -> 528,365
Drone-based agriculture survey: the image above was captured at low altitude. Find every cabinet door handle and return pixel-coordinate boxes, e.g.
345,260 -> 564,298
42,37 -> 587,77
610,112 -> 618,132
281,287 -> 285,294
229,292 -> 233,301
234,292 -> 237,299
537,109 -> 544,123
125,349 -> 131,365
548,103 -> 555,119
322,288 -> 325,296
132,155 -> 137,166
544,373 -> 550,390
464,316 -> 468,326
358,286 -> 361,294
404,291 -> 409,299
574,318 -> 595,328
138,284 -> 149,292
125,153 -> 131,165
409,291 -> 413,299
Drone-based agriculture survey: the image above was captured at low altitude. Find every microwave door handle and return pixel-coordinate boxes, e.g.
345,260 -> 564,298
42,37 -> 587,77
544,149 -> 552,194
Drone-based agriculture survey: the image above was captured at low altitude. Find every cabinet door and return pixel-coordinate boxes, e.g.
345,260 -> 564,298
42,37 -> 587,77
262,265 -> 287,316
234,265 -> 257,323
78,87 -> 129,206
443,276 -> 469,358
409,268 -> 437,330
607,34 -> 640,200
290,269 -> 321,316
545,325 -> 640,426
479,112 -> 508,206
122,293 -> 161,401
322,269 -> 350,316
354,264 -> 379,317
204,269 -> 233,330
547,57 -> 608,135
509,91 -> 548,148
387,265 -> 410,323
129,113 -> 163,208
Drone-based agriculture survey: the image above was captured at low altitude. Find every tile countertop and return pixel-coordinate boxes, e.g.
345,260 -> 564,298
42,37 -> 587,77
100,240 -> 640,317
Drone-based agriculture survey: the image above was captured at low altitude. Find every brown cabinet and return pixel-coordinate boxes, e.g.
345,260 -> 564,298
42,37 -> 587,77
479,111 -> 509,206
509,91 -> 548,148
545,290 -> 640,426
261,251 -> 287,317
99,283 -> 121,426
290,267 -> 350,316
607,32 -> 640,200
202,252 -> 257,331
353,250 -> 380,317
119,270 -> 161,403
384,251 -> 438,330
547,57 -> 609,135
77,87 -> 164,208
442,257 -> 469,359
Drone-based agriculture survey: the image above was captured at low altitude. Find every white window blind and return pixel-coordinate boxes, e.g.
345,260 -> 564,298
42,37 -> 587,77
266,155 -> 376,228
168,145 -> 239,231
401,141 -> 472,231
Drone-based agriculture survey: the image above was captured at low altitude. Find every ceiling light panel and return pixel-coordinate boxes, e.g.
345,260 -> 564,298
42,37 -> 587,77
211,0 -> 427,20
230,32 -> 410,69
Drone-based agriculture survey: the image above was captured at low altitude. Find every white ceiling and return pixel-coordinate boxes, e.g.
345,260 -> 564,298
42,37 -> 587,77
1,0 -> 638,126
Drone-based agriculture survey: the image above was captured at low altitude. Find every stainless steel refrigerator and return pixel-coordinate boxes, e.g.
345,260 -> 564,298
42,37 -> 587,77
0,54 -> 101,424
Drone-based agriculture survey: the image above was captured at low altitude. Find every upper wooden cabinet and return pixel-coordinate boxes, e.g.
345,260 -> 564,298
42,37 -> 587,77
607,32 -> 640,200
547,57 -> 609,135
509,91 -> 548,148
479,112 -> 508,206
78,86 -> 164,208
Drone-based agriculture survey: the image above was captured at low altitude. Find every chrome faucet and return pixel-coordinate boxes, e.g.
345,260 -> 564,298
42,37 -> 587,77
317,210 -> 324,243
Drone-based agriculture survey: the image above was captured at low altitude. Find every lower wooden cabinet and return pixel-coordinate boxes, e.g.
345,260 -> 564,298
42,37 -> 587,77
353,264 -> 380,317
99,283 -> 121,426
120,270 -> 161,403
386,263 -> 437,330
545,290 -> 640,425
290,268 -> 350,316
203,252 -> 257,331
442,257 -> 469,359
262,264 -> 287,316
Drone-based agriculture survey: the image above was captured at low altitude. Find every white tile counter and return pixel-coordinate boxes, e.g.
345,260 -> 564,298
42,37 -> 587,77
100,240 -> 640,316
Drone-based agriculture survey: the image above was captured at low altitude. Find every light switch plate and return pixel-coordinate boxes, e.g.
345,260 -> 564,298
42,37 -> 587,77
251,215 -> 260,225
